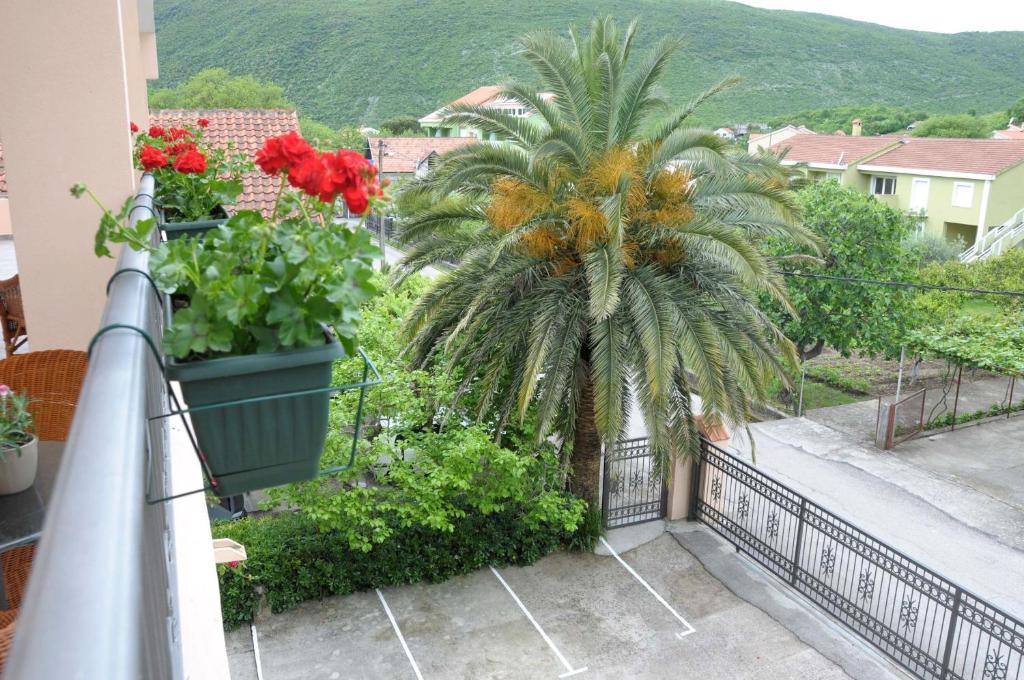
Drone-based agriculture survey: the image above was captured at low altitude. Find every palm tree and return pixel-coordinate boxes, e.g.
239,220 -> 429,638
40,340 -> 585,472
396,17 -> 816,504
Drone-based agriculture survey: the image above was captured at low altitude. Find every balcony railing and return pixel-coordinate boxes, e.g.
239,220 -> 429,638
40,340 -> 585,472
5,174 -> 181,678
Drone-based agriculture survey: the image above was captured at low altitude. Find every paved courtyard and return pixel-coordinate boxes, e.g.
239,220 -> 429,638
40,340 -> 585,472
226,533 -> 893,680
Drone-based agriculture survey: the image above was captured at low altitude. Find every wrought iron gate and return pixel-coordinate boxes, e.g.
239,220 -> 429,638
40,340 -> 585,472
602,437 -> 667,529
693,438 -> 1023,680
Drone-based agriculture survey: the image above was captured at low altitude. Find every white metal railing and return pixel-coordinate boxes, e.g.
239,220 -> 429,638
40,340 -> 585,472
5,175 -> 180,678
960,207 -> 1024,262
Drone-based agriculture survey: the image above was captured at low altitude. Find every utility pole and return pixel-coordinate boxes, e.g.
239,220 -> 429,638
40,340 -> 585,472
377,139 -> 388,273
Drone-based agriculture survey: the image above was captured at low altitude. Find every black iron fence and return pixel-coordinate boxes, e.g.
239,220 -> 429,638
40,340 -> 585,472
365,213 -> 398,242
693,438 -> 1023,680
602,437 -> 667,528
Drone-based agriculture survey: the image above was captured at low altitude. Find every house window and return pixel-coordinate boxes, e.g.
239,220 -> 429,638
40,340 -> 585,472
872,176 -> 896,195
952,182 -> 974,208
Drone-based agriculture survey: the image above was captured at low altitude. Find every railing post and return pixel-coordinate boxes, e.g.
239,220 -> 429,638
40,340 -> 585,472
939,588 -> 963,679
688,439 -> 705,520
790,497 -> 807,586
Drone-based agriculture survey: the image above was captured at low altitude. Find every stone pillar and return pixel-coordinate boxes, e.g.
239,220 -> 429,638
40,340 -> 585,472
666,417 -> 731,521
0,0 -> 153,350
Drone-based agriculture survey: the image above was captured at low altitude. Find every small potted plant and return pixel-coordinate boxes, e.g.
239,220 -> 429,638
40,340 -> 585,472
0,384 -> 37,496
75,131 -> 383,495
132,118 -> 252,239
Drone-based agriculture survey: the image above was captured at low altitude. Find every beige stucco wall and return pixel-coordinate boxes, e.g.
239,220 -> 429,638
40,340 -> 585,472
987,162 -> 1024,228
855,171 -> 985,240
0,198 -> 11,237
0,0 -> 153,350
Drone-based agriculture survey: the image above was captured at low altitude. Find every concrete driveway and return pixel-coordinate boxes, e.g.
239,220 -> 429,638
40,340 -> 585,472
226,534 -> 867,680
731,415 -> 1024,621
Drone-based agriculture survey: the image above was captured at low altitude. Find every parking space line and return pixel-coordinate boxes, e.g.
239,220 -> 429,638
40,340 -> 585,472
599,537 -> 697,638
376,588 -> 425,680
489,566 -> 589,678
251,623 -> 265,680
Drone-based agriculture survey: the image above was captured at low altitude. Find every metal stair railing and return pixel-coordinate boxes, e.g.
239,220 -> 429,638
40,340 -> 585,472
960,207 -> 1024,262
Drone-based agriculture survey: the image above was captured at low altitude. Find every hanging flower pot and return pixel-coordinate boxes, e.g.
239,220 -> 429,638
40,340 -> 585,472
165,329 -> 343,496
76,129 -> 385,496
136,119 -> 249,241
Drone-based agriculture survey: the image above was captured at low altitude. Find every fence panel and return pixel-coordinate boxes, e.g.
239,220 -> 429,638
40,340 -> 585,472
602,438 -> 667,529
695,439 -> 1023,680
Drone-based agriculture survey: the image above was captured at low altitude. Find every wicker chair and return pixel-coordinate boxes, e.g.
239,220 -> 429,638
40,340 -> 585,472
0,545 -> 36,674
0,275 -> 27,357
0,350 -> 88,442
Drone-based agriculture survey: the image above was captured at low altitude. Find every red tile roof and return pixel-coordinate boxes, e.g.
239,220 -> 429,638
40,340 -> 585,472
0,141 -> 6,194
863,137 -> 1024,176
150,109 -> 300,216
367,136 -> 476,174
770,134 -> 900,167
992,126 -> 1024,141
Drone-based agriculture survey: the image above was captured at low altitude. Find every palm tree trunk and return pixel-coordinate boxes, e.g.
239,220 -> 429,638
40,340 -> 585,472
569,366 -> 603,506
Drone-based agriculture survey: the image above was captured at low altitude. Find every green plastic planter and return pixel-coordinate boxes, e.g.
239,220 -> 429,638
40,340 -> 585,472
158,205 -> 228,241
165,333 -> 344,496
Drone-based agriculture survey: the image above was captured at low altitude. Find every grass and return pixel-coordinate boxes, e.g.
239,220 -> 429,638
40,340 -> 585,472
960,299 -> 1001,318
768,376 -> 862,415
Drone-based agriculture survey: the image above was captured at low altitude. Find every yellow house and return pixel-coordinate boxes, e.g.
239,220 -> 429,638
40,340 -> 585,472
770,134 -> 1024,248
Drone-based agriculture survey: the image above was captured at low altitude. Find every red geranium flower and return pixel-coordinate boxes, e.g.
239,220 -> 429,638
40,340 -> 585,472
343,185 -> 369,214
288,154 -> 332,200
197,118 -> 210,128
164,141 -> 198,158
130,121 -> 139,133
148,125 -> 165,138
255,131 -> 315,175
166,127 -> 193,141
172,150 -> 207,174
139,144 -> 168,171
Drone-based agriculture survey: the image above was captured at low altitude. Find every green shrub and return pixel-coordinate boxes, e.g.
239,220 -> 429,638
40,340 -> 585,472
905,232 -> 966,265
916,248 -> 1024,322
213,504 -> 584,628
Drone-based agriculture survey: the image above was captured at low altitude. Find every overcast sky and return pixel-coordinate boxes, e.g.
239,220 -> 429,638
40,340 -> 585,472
734,0 -> 1024,33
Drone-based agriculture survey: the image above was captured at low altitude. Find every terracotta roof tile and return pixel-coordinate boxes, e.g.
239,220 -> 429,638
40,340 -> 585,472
992,126 -> 1024,141
770,134 -> 900,166
0,141 -> 6,194
150,109 -> 300,216
367,136 -> 476,174
864,137 -> 1024,176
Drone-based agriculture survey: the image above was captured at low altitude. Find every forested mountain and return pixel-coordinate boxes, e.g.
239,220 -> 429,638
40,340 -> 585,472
153,0 -> 1024,127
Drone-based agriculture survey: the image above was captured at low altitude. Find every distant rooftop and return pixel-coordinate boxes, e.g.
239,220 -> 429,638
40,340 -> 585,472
864,137 -> 1024,177
419,86 -> 555,124
769,134 -> 899,167
367,136 -> 475,174
150,108 -> 300,216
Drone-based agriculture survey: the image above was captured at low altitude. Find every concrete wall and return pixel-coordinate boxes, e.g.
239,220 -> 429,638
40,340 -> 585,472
987,162 -> 1024,227
0,198 -> 11,237
0,0 -> 153,350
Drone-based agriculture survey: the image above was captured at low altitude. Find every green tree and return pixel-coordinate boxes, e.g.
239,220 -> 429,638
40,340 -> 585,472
395,17 -> 815,503
763,182 -> 917,361
768,105 -> 926,136
298,117 -> 367,151
149,68 -> 293,109
911,114 -> 990,138
378,115 -> 424,136
1008,96 -> 1024,124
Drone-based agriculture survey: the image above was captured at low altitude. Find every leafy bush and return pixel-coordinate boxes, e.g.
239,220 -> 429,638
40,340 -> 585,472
905,232 -> 966,265
916,249 -> 1024,322
207,275 -> 590,627
911,113 -> 997,139
213,504 -> 584,628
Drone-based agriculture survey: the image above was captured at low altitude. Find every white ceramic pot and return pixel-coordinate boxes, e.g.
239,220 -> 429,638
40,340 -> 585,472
0,436 -> 38,495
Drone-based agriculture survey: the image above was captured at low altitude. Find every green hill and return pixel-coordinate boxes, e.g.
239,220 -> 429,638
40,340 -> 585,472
152,0 -> 1024,127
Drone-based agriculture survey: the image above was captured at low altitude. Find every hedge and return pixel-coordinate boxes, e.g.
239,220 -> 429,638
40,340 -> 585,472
213,505 -> 595,629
